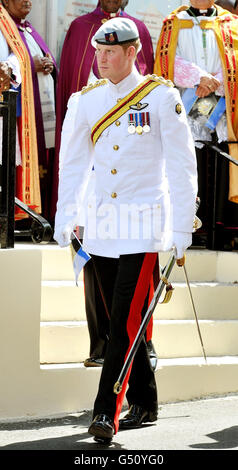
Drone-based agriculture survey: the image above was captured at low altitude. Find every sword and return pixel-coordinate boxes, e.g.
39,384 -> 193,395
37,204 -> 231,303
113,199 -> 203,394
182,262 -> 207,363
113,250 -> 176,395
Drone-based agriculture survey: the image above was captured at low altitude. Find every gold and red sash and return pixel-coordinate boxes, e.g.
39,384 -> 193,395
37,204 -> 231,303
91,75 -> 173,146
154,5 -> 238,203
0,5 -> 41,216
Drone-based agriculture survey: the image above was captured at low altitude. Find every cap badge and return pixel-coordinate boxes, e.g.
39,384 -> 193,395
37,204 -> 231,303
105,31 -> 118,43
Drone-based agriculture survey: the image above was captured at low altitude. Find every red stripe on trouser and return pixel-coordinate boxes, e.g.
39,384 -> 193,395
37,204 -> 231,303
114,252 -> 158,432
146,255 -> 160,342
146,279 -> 154,342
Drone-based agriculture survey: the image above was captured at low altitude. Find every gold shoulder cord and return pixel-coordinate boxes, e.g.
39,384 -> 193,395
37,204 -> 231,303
81,79 -> 108,95
149,74 -> 174,88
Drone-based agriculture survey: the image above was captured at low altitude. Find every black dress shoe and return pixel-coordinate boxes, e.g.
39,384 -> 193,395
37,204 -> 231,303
146,340 -> 158,371
88,414 -> 114,442
119,404 -> 158,430
84,357 -> 104,367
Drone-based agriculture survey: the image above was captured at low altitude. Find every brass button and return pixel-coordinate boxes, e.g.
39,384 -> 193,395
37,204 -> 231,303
111,168 -> 117,175
111,192 -> 117,198
113,145 -> 119,151
117,98 -> 122,103
115,120 -> 121,126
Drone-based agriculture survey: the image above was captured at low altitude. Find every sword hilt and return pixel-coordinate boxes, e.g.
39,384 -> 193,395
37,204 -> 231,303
176,255 -> 185,267
113,381 -> 122,395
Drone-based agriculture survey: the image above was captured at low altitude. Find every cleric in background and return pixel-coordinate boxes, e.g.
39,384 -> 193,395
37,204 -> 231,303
154,1 -> 238,251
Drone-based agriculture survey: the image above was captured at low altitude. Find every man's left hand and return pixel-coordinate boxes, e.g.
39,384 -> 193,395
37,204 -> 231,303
172,231 -> 192,259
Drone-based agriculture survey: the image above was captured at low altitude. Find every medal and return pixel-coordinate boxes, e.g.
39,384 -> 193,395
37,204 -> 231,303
128,125 -> 136,134
142,112 -> 151,133
136,125 -> 143,135
143,125 -> 150,133
128,113 -> 136,134
135,113 -> 143,135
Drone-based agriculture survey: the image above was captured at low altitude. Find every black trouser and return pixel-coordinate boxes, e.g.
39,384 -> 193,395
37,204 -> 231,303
91,253 -> 158,433
83,259 -> 110,358
83,254 -> 159,359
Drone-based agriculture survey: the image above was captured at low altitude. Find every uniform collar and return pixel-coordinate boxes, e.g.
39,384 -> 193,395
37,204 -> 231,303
108,67 -> 142,96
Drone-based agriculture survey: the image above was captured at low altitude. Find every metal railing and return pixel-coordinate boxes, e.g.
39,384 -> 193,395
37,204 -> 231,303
0,90 -> 17,248
0,89 -> 52,248
195,139 -> 238,250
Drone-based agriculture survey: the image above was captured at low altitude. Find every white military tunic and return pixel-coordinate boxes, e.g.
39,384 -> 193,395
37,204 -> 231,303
55,67 -> 197,258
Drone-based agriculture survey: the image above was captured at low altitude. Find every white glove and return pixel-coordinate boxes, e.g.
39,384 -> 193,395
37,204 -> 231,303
172,231 -> 192,259
54,225 -> 72,248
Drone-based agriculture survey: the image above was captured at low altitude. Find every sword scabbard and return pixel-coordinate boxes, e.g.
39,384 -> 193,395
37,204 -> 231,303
113,251 -> 176,394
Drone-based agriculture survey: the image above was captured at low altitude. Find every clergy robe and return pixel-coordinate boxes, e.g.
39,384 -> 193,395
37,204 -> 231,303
0,6 -> 41,218
11,14 -> 58,221
154,4 -> 238,249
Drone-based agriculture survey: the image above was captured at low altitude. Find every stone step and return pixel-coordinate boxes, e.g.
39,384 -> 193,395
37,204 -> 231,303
31,244 -> 238,282
158,281 -> 238,320
2,245 -> 238,420
41,281 -> 84,322
40,319 -> 238,364
41,280 -> 238,321
40,356 -> 238,409
156,356 -> 238,403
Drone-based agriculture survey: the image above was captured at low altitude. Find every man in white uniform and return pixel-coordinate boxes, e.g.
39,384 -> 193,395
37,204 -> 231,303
54,18 -> 197,443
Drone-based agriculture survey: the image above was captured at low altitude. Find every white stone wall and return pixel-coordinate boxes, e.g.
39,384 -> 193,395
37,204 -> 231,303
28,0 -> 47,41
28,0 -> 58,59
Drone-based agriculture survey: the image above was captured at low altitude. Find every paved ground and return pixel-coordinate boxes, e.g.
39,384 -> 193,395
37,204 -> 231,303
0,394 -> 238,465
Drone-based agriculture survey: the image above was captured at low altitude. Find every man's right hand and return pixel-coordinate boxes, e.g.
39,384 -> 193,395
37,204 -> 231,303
196,75 -> 221,98
0,62 -> 11,92
53,225 -> 72,247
